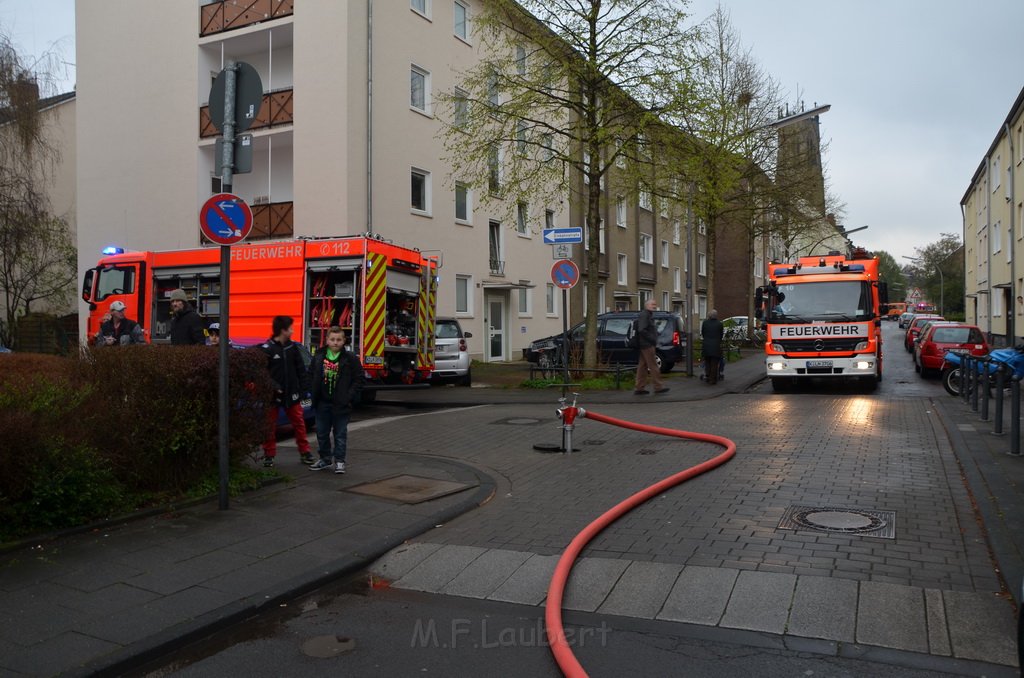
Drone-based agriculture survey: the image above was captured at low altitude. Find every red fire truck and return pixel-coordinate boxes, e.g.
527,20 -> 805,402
81,235 -> 439,398
756,249 -> 889,392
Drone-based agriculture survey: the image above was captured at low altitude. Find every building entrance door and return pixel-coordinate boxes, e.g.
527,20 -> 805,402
485,295 -> 505,361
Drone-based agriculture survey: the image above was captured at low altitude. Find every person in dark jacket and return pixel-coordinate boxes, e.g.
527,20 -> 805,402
95,300 -> 146,346
701,309 -> 725,385
259,315 -> 314,467
168,289 -> 205,345
307,326 -> 364,474
634,299 -> 669,395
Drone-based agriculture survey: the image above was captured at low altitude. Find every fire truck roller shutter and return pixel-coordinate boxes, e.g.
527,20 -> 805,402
386,270 -> 420,292
307,261 -> 362,272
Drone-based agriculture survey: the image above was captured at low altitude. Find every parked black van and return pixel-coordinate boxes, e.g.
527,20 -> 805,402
525,311 -> 686,374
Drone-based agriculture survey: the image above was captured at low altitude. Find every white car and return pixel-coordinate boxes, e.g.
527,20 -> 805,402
432,317 -> 472,386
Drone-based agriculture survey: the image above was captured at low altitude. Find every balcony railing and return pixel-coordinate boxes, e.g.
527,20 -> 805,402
200,0 -> 294,37
489,259 -> 505,276
201,201 -> 293,244
200,88 -> 293,138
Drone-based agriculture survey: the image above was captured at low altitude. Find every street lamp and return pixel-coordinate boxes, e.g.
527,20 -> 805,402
903,256 -> 943,317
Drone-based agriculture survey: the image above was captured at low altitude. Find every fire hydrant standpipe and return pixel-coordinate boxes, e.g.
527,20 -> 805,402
544,408 -> 737,678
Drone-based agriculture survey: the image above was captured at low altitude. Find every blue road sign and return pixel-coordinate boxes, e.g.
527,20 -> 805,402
543,227 -> 583,244
200,193 -> 253,246
551,260 -> 580,289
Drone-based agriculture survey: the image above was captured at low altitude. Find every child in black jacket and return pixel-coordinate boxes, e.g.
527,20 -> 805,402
307,326 -> 364,474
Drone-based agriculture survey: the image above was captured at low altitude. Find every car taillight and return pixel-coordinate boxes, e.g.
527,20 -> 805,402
672,331 -> 680,345
459,338 -> 467,352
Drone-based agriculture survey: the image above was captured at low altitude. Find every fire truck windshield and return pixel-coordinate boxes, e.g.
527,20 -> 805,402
771,281 -> 872,323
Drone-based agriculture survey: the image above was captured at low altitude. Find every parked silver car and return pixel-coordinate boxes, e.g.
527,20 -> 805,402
433,317 -> 472,386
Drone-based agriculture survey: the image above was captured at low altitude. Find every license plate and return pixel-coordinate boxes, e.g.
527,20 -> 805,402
807,360 -> 833,368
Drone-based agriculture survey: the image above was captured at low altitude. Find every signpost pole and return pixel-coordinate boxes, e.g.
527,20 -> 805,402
217,63 -> 237,512
561,288 -> 570,389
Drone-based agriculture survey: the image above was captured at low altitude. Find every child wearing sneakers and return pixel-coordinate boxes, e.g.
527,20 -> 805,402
308,326 -> 364,474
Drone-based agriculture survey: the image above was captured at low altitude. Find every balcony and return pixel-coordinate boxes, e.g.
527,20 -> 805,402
200,0 -> 294,37
202,201 -> 294,244
200,88 -> 293,138
489,259 -> 505,276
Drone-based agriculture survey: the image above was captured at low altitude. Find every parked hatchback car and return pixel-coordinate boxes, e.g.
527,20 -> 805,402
898,312 -> 916,328
525,311 -> 685,374
904,315 -> 944,351
914,323 -> 988,376
432,317 -> 472,386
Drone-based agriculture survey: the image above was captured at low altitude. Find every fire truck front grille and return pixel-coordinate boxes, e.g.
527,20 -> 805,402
779,338 -> 861,353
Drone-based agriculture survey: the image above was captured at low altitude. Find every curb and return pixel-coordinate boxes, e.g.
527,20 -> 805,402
64,455 -> 497,678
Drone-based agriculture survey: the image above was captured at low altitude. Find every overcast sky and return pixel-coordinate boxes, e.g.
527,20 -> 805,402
4,1 -> 1024,262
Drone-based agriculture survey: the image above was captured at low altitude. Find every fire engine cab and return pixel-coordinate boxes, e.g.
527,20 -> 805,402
81,235 -> 439,399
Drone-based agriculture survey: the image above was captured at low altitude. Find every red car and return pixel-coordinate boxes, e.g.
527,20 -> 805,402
904,315 -> 944,351
914,323 -> 988,376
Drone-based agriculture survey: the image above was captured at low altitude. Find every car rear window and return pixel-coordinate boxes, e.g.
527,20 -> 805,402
930,327 -> 982,344
435,321 -> 461,339
912,317 -> 942,329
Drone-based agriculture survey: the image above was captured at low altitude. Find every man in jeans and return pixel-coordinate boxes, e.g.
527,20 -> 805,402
308,326 -> 364,474
634,299 -> 670,395
260,316 -> 314,467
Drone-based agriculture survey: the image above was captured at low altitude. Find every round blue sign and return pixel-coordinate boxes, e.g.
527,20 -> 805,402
551,260 -> 580,289
200,193 -> 253,245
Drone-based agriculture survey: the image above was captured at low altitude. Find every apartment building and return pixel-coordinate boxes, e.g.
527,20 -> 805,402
962,85 -> 1024,345
76,0 -> 700,358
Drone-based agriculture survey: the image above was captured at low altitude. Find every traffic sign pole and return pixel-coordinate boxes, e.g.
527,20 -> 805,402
217,63 -> 236,512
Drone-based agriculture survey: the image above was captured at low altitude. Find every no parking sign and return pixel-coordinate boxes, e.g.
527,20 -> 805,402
200,193 -> 253,245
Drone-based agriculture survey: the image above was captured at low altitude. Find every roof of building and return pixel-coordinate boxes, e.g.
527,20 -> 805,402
0,89 -> 75,126
960,84 -> 1024,205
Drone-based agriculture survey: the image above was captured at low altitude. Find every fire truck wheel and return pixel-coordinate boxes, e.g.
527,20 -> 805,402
359,390 -> 377,404
861,375 -> 878,392
770,377 -> 791,393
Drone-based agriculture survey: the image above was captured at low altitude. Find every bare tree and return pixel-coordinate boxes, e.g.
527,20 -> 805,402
0,28 -> 75,348
438,0 -> 697,368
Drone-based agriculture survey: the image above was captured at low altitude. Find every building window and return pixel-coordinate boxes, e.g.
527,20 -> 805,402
488,145 -> 501,194
455,274 -> 471,313
660,200 -> 668,218
639,189 -> 652,211
661,240 -> 669,268
993,156 -> 1001,192
410,65 -> 430,113
411,0 -> 429,17
546,283 -> 556,315
615,137 -> 625,168
583,151 -> 591,184
994,289 -> 1003,317
755,257 -> 763,278
662,291 -> 670,310
454,1 -> 469,40
698,295 -> 707,319
639,289 -> 653,305
698,252 -> 707,276
673,267 -> 681,293
455,182 -> 471,223
454,88 -> 469,128
487,70 -> 500,108
518,288 -> 531,316
411,168 -> 430,214
639,233 -> 653,264
617,254 -> 627,284
616,196 -> 626,227
993,221 -> 1002,254
673,220 -> 680,245
583,221 -> 605,252
516,202 -> 529,235
698,219 -> 706,235
516,44 -> 527,76
516,121 -> 528,156
545,209 -> 555,230
541,133 -> 553,161
488,221 -> 503,275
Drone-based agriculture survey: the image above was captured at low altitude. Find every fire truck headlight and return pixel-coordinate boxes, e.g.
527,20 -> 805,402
854,360 -> 873,370
770,343 -> 784,352
768,361 -> 786,371
854,341 -> 869,351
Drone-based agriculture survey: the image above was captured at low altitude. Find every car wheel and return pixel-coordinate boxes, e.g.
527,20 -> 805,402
657,353 -> 673,374
771,377 -> 791,393
459,369 -> 472,387
914,358 -> 920,373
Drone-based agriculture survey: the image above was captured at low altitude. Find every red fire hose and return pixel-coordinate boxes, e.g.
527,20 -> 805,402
544,408 -> 737,678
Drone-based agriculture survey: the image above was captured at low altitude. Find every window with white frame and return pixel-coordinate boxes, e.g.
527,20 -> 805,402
661,240 -> 669,268
597,283 -> 606,313
455,182 -> 471,223
546,283 -> 556,315
615,138 -> 625,168
583,220 -> 605,252
662,291 -> 670,310
660,200 -> 668,218
994,221 -> 1002,253
697,219 -> 706,235
673,267 -> 681,293
617,254 -> 627,284
411,0 -> 429,17
488,145 -> 500,194
639,233 -> 653,263
616,196 -> 626,227
994,289 -> 1003,317
454,88 -> 469,128
639,189 -> 652,211
541,133 -> 553,161
487,70 -> 500,108
698,295 -> 707,319
455,274 -> 471,313
755,257 -> 763,278
993,156 -> 1001,192
698,252 -> 707,275
453,1 -> 469,41
515,45 -> 527,76
410,65 -> 430,113
672,220 -> 680,245
411,168 -> 430,214
583,151 -> 591,184
1019,125 -> 1023,163
545,209 -> 554,230
516,121 -> 528,156
517,287 -> 531,316
639,289 -> 653,305
516,202 -> 529,235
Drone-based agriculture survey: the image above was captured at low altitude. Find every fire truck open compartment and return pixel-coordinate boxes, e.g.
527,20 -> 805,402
151,267 -> 220,343
305,262 -> 360,351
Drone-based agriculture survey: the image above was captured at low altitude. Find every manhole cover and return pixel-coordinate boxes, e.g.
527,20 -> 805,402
778,505 -> 895,538
302,635 -> 355,658
345,475 -> 475,504
492,417 -> 544,425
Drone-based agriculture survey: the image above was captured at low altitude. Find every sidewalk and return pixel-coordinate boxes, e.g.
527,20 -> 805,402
1,352 -> 1020,676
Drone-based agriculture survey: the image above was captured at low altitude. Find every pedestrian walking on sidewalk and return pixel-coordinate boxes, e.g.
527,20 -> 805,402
634,299 -> 669,395
260,315 -> 314,467
701,309 -> 724,385
168,289 -> 205,345
307,327 -> 364,474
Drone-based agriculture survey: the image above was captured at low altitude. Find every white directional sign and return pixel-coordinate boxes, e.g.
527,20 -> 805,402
552,243 -> 572,260
543,227 -> 583,244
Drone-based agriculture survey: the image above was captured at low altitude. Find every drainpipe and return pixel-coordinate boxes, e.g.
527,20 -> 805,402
1007,123 -> 1016,343
986,154 -> 993,343
367,0 -> 374,234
